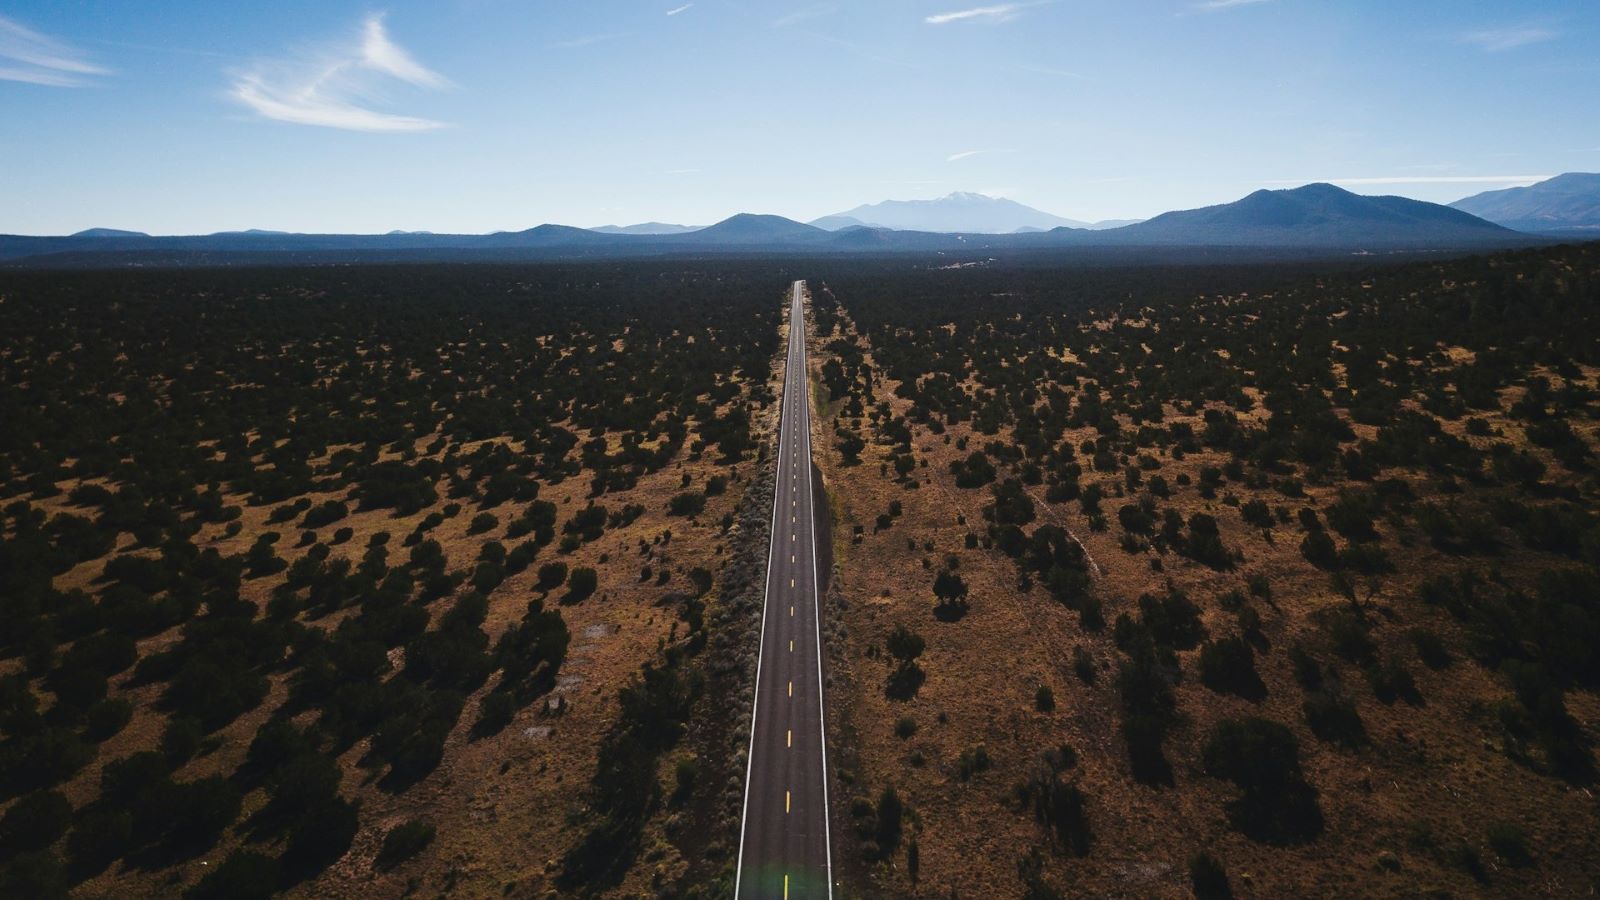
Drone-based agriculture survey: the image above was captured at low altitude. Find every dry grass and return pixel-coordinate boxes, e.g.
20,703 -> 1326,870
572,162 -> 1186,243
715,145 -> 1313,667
809,299 -> 1600,897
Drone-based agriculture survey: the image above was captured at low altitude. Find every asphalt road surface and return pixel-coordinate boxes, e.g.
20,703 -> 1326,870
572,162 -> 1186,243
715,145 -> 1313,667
734,281 -> 833,899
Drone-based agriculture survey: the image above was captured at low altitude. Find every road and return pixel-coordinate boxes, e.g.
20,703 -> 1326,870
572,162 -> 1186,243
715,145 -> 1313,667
734,280 -> 833,899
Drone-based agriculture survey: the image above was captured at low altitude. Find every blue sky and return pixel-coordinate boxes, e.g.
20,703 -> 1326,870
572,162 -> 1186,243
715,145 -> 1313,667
2,1 -> 1596,234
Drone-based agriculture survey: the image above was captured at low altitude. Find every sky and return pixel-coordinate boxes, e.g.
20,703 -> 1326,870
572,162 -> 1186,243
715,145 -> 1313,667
2,0 -> 1597,235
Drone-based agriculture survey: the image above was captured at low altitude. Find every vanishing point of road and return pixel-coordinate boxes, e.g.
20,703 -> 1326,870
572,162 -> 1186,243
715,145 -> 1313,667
734,280 -> 834,899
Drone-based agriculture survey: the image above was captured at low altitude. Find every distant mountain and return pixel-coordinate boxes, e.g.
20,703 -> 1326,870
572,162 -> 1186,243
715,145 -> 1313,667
1,185 -> 1551,267
813,192 -> 1090,233
590,222 -> 700,235
478,224 -> 620,248
1450,173 -> 1600,233
71,228 -> 148,238
1110,183 -> 1522,247
808,215 -> 870,231
1085,218 -> 1145,230
677,213 -> 829,245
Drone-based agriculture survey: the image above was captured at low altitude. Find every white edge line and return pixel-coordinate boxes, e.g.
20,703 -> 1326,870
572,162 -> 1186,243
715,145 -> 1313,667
732,281 -> 793,898
798,280 -> 836,897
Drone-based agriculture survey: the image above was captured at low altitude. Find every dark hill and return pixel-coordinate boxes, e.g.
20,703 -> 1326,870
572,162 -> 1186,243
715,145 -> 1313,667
1110,183 -> 1522,247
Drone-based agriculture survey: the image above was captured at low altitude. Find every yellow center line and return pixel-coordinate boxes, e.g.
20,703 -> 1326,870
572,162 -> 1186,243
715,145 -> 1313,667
784,875 -> 789,900
788,680 -> 793,696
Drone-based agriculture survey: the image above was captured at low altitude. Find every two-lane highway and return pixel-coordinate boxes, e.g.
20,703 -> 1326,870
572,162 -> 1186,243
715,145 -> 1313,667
735,281 -> 833,899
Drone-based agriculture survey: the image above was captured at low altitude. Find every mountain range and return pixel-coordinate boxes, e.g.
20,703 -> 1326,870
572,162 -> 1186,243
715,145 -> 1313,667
7,178 -> 1593,268
806,192 -> 1136,233
1450,173 -> 1600,233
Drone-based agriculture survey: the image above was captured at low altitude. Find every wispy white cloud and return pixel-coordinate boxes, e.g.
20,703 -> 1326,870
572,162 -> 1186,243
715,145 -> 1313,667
229,14 -> 449,132
1458,24 -> 1558,52
1265,175 -> 1552,187
947,149 -> 1013,162
925,3 -> 1043,26
1194,0 -> 1274,11
666,4 -> 694,16
774,4 -> 837,28
0,14 -> 110,86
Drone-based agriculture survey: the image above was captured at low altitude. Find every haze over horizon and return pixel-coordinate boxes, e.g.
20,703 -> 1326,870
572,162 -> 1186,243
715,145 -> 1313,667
3,0 -> 1598,235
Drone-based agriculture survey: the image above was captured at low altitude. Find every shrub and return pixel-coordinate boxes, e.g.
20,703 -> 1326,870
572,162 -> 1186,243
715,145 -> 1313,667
474,690 -> 516,739
1486,821 -> 1531,867
1300,529 -> 1338,569
667,492 -> 706,517
0,790 -> 72,853
885,625 -> 925,662
894,717 -> 918,739
1409,627 -> 1451,669
1036,685 -> 1056,712
1240,499 -> 1273,528
535,561 -> 568,591
565,567 -> 598,602
1189,851 -> 1234,899
467,512 -> 499,535
0,851 -> 69,899
1198,636 -> 1266,702
301,500 -> 348,529
1202,717 -> 1323,844
875,787 -> 904,853
957,745 -> 992,780
279,796 -> 358,881
160,716 -> 205,766
1303,692 -> 1367,749
375,819 -> 437,872
1072,646 -> 1096,684
83,697 -> 133,741
184,850 -> 279,900
65,808 -> 132,875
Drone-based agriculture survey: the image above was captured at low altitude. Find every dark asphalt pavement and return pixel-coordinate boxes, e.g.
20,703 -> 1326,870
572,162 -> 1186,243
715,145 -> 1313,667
734,280 -> 833,899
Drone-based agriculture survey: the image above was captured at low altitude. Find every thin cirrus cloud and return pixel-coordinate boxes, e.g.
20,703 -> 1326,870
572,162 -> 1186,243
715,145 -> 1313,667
666,4 -> 694,15
1194,0 -> 1275,11
229,14 -> 451,133
0,14 -> 110,87
925,4 -> 1043,26
1457,24 -> 1558,52
947,149 -> 1014,162
773,4 -> 838,28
